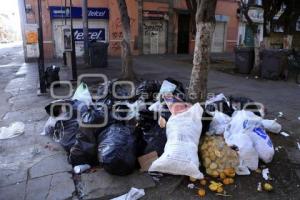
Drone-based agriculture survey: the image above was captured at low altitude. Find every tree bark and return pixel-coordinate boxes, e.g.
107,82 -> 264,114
254,33 -> 260,68
116,0 -> 136,80
188,0 -> 217,103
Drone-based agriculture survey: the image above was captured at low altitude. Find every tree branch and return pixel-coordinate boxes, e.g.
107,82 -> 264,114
240,0 -> 257,33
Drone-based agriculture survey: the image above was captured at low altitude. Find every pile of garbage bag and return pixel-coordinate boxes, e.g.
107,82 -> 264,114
42,78 -> 281,186
42,79 -> 182,175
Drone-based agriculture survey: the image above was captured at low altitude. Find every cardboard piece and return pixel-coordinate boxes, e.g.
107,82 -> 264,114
138,151 -> 158,172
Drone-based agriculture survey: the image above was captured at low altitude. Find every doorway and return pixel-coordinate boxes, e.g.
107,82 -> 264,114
211,22 -> 226,52
177,14 -> 190,54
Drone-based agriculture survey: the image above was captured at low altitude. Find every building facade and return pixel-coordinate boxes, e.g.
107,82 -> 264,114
19,0 -> 240,60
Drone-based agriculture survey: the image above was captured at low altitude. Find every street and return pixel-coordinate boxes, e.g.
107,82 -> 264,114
0,42 -> 299,199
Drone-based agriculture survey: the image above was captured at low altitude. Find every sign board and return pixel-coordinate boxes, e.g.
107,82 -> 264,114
73,28 -> 105,41
25,24 -> 39,58
143,10 -> 168,20
49,6 -> 109,19
25,24 -> 38,44
247,8 -> 264,23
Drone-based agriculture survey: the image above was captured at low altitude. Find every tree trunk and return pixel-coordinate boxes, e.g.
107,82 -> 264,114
188,0 -> 217,103
254,33 -> 260,70
116,0 -> 136,80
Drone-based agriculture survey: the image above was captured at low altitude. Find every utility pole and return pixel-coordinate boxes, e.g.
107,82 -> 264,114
70,0 -> 77,80
137,0 -> 143,53
37,0 -> 46,93
82,0 -> 89,63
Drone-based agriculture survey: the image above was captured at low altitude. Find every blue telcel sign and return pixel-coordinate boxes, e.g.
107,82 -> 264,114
49,6 -> 109,19
73,28 -> 105,41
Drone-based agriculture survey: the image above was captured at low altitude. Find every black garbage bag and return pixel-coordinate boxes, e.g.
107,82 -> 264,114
69,129 -> 98,166
80,104 -> 106,126
165,77 -> 186,100
98,124 -> 136,176
96,81 -> 113,102
97,79 -> 136,102
205,96 -> 234,116
201,108 -> 213,135
160,103 -> 172,121
228,96 -> 262,117
45,65 -> 60,88
54,119 -> 79,152
69,105 -> 108,166
136,80 -> 161,102
142,124 -> 167,157
45,99 -> 87,118
135,109 -> 167,157
137,109 -> 157,129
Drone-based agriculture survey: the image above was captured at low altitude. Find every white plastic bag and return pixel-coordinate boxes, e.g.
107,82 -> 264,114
148,101 -> 162,112
208,111 -> 231,135
261,119 -> 282,134
111,188 -> 145,200
72,83 -> 92,106
149,103 -> 204,179
226,133 -> 259,171
247,127 -> 274,163
40,117 -> 57,136
158,80 -> 177,95
224,110 -> 275,165
0,122 -> 25,140
224,110 -> 261,140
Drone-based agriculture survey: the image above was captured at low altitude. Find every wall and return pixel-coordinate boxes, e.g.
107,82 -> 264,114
215,0 -> 239,52
142,2 -> 169,54
108,0 -> 138,56
188,0 -> 239,53
24,0 -> 109,59
22,0 -> 240,59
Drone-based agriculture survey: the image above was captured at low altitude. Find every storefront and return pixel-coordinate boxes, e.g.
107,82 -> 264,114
211,15 -> 229,53
49,6 -> 109,57
142,11 -> 168,55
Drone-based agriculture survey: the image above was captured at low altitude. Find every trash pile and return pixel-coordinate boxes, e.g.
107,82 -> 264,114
42,79 -> 182,176
42,79 -> 282,197
189,93 -> 281,197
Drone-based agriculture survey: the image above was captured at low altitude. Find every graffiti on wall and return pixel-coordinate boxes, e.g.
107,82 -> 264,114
112,31 -> 123,40
111,42 -> 121,51
111,17 -> 136,40
143,23 -> 164,36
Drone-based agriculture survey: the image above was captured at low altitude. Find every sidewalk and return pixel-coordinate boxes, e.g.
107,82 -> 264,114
0,63 -> 75,200
0,55 -> 300,199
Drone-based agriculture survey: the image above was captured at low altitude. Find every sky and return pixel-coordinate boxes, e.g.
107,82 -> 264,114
0,0 -> 20,14
0,0 -> 21,38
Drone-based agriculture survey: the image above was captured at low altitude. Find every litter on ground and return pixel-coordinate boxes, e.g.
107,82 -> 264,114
280,132 -> 290,137
0,122 -> 25,140
262,168 -> 270,181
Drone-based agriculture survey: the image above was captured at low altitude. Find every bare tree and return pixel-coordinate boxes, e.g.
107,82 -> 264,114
116,0 -> 136,80
187,0 -> 217,103
262,0 -> 283,48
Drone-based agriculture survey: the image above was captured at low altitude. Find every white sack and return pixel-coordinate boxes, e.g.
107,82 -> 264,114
149,103 -> 204,179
